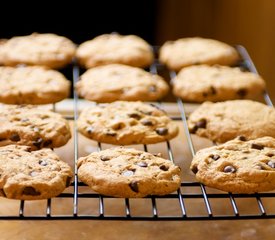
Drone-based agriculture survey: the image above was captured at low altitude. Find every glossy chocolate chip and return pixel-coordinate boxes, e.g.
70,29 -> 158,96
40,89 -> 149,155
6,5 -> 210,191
10,133 -> 20,142
238,136 -> 247,141
100,155 -> 111,161
223,166 -> 236,173
237,88 -> 247,98
267,161 -> 275,168
122,170 -> 135,176
141,119 -> 153,126
39,160 -> 48,166
43,139 -> 52,147
129,181 -> 139,193
210,154 -> 220,161
251,143 -> 264,150
66,177 -> 72,187
195,119 -> 207,129
160,165 -> 169,171
156,128 -> 168,135
137,162 -> 148,167
33,138 -> 43,148
149,85 -> 157,92
22,187 -> 41,196
128,113 -> 141,120
87,126 -> 94,134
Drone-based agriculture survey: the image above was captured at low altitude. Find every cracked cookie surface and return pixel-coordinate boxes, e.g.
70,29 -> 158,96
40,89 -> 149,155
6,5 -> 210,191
188,100 -> 275,143
173,65 -> 265,102
0,105 -> 71,150
77,101 -> 179,145
159,37 -> 239,71
77,147 -> 181,198
191,137 -> 275,193
0,66 -> 70,104
76,64 -> 169,102
76,34 -> 153,68
0,145 -> 73,200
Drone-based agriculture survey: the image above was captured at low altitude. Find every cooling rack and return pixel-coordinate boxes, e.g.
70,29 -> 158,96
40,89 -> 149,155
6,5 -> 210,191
1,45 -> 275,221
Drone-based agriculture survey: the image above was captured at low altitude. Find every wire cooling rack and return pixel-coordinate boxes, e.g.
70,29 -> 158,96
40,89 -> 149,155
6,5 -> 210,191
1,45 -> 275,221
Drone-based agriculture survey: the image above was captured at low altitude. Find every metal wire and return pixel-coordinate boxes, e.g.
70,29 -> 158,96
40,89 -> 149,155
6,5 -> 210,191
1,45 -> 275,221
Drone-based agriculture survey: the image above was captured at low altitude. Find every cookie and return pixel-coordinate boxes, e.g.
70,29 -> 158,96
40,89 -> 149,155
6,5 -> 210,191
0,33 -> 76,69
0,66 -> 71,104
173,65 -> 265,102
76,64 -> 169,102
0,105 -> 71,150
77,147 -> 181,198
0,145 -> 73,200
159,37 -> 239,71
76,34 -> 153,68
77,101 -> 179,145
188,100 -> 275,143
191,136 -> 275,193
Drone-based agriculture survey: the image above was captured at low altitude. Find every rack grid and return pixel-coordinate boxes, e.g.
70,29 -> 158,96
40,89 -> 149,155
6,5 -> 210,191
1,45 -> 275,221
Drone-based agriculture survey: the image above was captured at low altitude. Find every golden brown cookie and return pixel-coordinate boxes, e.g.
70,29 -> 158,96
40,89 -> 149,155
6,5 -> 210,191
77,147 -> 181,198
159,37 -> 239,71
0,33 -> 76,69
76,34 -> 154,68
76,64 -> 169,102
77,101 -> 179,145
0,66 -> 70,104
0,145 -> 73,200
188,100 -> 275,143
173,65 -> 265,102
191,136 -> 275,193
0,105 -> 71,150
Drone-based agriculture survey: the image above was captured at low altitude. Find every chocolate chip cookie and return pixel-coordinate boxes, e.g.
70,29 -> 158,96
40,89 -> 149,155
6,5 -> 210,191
77,147 -> 181,198
159,37 -> 239,71
191,136 -> 275,193
77,101 -> 179,145
173,65 -> 265,102
76,33 -> 154,68
0,66 -> 70,104
0,33 -> 76,69
0,105 -> 71,150
76,64 -> 169,102
188,100 -> 275,143
0,145 -> 73,200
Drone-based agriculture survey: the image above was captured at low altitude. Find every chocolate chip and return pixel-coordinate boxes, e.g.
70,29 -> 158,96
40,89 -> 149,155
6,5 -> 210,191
100,155 -> 111,161
195,119 -> 207,129
33,138 -> 43,148
267,153 -> 274,157
122,170 -> 135,176
39,160 -> 48,166
237,88 -> 247,98
66,176 -> 72,187
141,119 -> 153,126
156,128 -> 168,135
160,165 -> 169,171
105,131 -> 117,136
190,125 -> 198,134
149,85 -> 157,92
210,154 -> 220,161
137,162 -> 148,167
43,139 -> 52,147
128,113 -> 141,120
224,166 -> 236,173
129,181 -> 139,193
251,143 -> 264,150
9,133 -> 20,142
22,187 -> 41,196
210,86 -> 216,95
267,161 -> 275,168
238,136 -> 247,141
87,127 -> 94,134
191,165 -> 198,174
